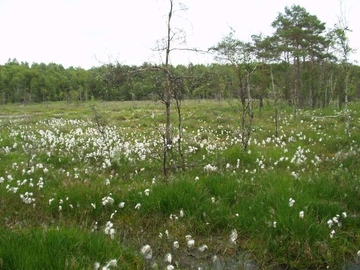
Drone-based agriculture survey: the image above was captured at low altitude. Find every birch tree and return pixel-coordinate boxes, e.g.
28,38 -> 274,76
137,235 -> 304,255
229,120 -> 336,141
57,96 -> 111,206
210,30 -> 257,150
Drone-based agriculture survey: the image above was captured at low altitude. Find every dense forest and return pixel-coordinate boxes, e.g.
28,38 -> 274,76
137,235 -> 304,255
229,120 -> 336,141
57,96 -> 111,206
0,5 -> 359,109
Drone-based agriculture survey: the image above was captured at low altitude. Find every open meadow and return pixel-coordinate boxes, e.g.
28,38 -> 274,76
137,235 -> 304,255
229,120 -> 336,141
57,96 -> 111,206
0,100 -> 359,269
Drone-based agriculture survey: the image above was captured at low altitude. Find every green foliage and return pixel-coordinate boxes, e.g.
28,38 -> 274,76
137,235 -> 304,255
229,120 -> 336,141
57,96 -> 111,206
0,228 -> 144,269
2,18 -> 360,108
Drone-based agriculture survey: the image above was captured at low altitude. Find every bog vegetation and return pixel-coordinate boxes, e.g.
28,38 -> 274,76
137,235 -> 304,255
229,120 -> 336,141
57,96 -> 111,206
0,100 -> 359,269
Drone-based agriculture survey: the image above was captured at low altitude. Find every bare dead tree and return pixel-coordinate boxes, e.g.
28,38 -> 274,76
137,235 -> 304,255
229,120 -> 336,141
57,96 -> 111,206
108,1 -> 207,177
152,0 -> 207,176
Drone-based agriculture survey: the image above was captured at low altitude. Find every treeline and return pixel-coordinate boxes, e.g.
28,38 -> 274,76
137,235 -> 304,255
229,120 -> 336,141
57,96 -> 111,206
1,59 -> 359,108
1,5 -> 360,109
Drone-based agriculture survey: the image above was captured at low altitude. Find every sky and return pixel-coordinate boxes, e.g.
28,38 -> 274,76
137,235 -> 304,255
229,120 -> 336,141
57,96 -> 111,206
0,0 -> 359,69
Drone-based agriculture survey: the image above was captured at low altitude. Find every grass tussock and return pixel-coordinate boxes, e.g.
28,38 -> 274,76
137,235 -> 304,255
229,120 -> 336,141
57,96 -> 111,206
0,228 -> 144,270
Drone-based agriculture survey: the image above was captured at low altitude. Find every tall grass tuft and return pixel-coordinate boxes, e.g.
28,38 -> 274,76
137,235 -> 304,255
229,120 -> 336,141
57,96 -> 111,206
0,228 -> 144,269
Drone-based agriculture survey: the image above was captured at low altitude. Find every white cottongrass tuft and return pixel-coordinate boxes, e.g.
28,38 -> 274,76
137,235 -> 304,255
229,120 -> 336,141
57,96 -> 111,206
299,211 -> 304,219
229,229 -> 238,244
94,259 -> 117,270
141,244 -> 152,259
187,238 -> 195,248
110,210 -> 117,219
104,259 -> 117,268
170,214 -> 178,221
102,195 -> 114,206
20,192 -> 35,204
327,219 -> 334,228
204,164 -> 217,172
104,221 -> 115,239
118,202 -> 125,208
186,235 -> 195,248
198,244 -> 208,252
289,198 -> 295,207
173,241 -> 179,249
164,253 -> 172,263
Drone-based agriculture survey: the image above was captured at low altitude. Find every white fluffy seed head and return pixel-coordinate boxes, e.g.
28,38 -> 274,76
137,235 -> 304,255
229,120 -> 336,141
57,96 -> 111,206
187,239 -> 195,248
164,253 -> 172,263
230,229 -> 238,244
141,245 -> 152,259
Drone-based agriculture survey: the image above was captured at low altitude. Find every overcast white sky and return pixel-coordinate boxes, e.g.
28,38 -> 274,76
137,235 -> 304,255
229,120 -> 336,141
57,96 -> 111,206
0,0 -> 359,69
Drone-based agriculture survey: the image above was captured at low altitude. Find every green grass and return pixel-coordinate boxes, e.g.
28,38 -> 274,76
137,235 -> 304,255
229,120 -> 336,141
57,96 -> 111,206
0,99 -> 359,269
0,228 -> 144,269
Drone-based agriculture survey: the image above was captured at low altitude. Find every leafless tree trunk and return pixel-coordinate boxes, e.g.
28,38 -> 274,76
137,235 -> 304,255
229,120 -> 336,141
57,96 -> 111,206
241,71 -> 254,150
164,0 -> 173,149
174,87 -> 185,171
270,66 -> 279,138
135,0 -> 197,176
344,65 -> 350,136
293,55 -> 300,118
160,0 -> 189,176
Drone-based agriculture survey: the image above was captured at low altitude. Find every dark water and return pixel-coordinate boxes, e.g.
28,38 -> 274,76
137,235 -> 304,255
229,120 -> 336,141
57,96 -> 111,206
345,261 -> 360,270
146,251 -> 360,270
